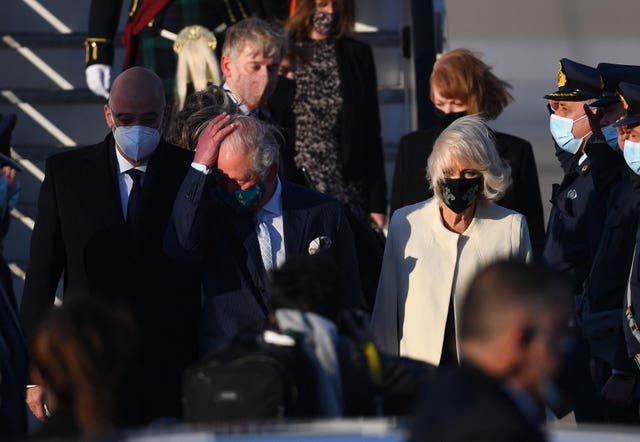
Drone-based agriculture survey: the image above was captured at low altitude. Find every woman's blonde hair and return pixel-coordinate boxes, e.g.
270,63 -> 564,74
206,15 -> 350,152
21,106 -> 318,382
427,115 -> 511,203
429,48 -> 513,120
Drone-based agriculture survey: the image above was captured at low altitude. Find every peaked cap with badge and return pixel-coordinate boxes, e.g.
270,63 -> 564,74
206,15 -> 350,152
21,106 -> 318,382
544,58 -> 600,102
614,82 -> 640,127
591,63 -> 640,107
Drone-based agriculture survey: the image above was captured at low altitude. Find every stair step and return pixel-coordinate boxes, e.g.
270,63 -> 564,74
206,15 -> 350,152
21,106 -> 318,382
1,30 -> 400,48
0,86 -> 403,105
0,89 -> 103,105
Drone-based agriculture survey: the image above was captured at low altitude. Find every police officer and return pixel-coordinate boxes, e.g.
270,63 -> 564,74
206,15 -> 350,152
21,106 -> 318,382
543,59 -> 606,295
613,82 -> 640,422
580,65 -> 640,423
542,59 -> 606,422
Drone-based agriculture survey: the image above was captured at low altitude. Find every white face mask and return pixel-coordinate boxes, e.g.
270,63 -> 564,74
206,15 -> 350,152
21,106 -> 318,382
549,113 -> 590,154
111,114 -> 161,162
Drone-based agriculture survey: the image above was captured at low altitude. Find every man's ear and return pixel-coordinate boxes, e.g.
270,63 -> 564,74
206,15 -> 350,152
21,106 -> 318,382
220,55 -> 232,79
104,104 -> 114,129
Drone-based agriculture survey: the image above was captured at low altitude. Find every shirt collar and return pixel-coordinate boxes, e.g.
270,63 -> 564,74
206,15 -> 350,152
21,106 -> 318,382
115,147 -> 148,174
259,177 -> 282,218
223,82 -> 251,116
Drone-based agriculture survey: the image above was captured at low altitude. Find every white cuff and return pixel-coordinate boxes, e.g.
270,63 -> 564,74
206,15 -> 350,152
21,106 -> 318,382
191,162 -> 212,175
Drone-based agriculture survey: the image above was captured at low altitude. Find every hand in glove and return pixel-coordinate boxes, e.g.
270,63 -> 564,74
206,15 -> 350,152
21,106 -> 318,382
86,64 -> 111,99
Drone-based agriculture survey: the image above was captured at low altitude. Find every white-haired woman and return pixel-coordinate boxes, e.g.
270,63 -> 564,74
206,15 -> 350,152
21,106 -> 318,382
371,115 -> 532,366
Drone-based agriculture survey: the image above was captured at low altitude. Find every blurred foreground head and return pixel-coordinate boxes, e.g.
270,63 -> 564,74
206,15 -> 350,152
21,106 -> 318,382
460,260 -> 572,401
31,298 -> 138,436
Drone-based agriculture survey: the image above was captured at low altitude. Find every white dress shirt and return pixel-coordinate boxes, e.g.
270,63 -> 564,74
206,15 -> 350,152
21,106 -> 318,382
223,82 -> 251,116
115,147 -> 148,218
257,177 -> 285,269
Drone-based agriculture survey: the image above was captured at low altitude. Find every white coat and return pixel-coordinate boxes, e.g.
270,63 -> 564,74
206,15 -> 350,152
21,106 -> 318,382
371,197 -> 532,365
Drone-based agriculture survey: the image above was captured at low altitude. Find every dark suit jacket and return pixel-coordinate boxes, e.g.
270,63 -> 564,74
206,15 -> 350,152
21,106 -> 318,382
409,363 -> 546,442
271,37 -> 388,214
391,128 -> 546,259
20,134 -> 200,422
0,256 -> 27,438
165,168 -> 361,354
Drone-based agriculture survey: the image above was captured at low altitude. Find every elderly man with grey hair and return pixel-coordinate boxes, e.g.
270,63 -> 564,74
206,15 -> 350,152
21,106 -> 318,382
165,113 -> 361,354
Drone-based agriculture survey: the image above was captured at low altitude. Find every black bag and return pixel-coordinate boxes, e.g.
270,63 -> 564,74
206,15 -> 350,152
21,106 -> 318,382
182,328 -> 316,423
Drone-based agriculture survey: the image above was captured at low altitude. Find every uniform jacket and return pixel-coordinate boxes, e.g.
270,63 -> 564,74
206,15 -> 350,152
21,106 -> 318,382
20,134 -> 201,421
623,225 -> 640,359
409,363 -> 547,442
371,197 -> 532,365
580,142 -> 640,368
165,167 -> 361,354
543,145 -> 606,295
390,128 -> 545,259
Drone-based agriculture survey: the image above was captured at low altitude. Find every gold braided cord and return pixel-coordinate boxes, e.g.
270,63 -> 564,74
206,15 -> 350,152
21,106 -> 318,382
224,0 -> 249,23
129,0 -> 139,17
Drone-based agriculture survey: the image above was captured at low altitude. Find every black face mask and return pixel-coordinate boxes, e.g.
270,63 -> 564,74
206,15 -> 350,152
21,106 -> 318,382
440,177 -> 482,213
434,108 -> 467,129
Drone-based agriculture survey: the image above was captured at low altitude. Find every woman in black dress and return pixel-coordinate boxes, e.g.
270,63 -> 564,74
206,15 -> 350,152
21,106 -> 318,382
277,0 -> 387,308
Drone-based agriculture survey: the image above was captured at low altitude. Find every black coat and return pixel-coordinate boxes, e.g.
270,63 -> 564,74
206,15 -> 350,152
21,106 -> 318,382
390,128 -> 546,259
542,146 -> 606,295
409,363 -> 546,442
21,135 -> 201,423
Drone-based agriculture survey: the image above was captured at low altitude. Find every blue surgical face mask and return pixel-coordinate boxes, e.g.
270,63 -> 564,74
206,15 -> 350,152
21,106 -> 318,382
213,181 -> 266,212
550,113 -> 591,154
602,124 -> 620,150
623,140 -> 640,175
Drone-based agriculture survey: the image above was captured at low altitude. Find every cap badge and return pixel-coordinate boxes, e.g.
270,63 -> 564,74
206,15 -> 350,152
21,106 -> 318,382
558,62 -> 567,87
620,92 -> 630,110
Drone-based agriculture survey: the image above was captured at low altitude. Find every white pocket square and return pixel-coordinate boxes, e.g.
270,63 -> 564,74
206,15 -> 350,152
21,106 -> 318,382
308,236 -> 332,255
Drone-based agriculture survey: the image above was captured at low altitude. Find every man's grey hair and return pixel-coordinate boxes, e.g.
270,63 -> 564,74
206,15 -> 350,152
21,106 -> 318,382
222,17 -> 285,60
221,115 -> 279,180
427,114 -> 511,203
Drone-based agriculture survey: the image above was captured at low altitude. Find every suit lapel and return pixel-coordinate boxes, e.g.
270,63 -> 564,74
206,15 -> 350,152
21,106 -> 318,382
139,142 -> 170,234
282,182 -> 310,256
228,212 -> 271,313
